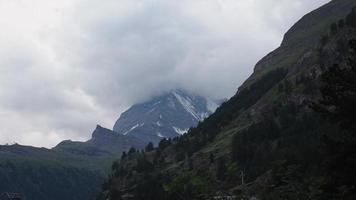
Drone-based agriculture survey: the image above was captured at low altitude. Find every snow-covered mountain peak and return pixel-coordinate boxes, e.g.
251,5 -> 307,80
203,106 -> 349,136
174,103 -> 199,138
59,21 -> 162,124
113,89 -> 222,144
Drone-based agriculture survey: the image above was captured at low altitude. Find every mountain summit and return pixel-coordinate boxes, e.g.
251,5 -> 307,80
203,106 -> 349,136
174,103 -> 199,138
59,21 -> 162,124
113,89 -> 221,144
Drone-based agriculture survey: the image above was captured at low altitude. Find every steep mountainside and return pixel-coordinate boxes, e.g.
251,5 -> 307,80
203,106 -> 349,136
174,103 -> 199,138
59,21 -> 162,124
244,0 -> 354,87
98,1 -> 356,200
113,89 -> 220,144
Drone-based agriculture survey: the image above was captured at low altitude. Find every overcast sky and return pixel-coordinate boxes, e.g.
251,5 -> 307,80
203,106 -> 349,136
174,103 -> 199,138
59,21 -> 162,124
0,0 -> 330,148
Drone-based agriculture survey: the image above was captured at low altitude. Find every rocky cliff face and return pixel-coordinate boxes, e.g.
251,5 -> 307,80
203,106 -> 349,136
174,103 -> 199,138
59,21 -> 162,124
113,89 -> 220,144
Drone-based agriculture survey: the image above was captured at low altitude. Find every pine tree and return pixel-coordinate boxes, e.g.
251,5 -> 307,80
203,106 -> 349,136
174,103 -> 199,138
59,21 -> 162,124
346,7 -> 356,27
216,158 -> 227,181
209,153 -> 215,164
128,147 -> 136,154
121,151 -> 127,160
145,142 -> 154,152
338,19 -> 345,29
330,22 -> 338,35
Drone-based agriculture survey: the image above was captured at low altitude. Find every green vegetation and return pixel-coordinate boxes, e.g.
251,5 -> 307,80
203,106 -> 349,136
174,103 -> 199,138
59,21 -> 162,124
346,7 -> 356,27
166,171 -> 214,199
145,142 -> 154,152
310,38 -> 356,199
97,4 -> 356,200
0,143 -> 118,200
0,160 -> 103,200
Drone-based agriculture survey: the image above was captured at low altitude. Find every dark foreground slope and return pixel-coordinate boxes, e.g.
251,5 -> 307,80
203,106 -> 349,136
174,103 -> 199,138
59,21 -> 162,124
0,144 -> 104,200
98,1 -> 356,199
0,126 -> 145,200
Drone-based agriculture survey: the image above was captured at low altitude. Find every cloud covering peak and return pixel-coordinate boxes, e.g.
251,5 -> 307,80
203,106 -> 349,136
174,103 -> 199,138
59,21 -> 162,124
0,0 -> 329,147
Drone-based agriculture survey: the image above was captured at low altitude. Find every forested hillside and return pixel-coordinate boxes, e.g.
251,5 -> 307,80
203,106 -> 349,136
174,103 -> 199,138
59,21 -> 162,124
97,1 -> 356,199
0,144 -> 105,200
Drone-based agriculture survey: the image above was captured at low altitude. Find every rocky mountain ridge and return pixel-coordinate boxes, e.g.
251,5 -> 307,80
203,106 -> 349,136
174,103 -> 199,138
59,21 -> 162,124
113,89 -> 221,144
54,125 -> 145,156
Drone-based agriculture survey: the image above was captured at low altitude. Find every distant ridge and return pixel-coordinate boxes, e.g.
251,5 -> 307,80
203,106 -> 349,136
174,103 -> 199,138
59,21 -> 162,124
54,125 -> 145,155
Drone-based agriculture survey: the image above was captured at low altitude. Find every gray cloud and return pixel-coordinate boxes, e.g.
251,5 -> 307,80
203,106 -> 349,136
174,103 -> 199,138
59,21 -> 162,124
0,0 -> 329,147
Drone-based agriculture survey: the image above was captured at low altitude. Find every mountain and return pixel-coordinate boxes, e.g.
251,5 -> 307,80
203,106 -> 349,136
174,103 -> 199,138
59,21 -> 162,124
0,144 -> 104,200
97,1 -> 356,200
0,125 -> 146,200
113,89 -> 221,144
54,125 -> 145,156
0,90 -> 220,200
55,89 -> 221,154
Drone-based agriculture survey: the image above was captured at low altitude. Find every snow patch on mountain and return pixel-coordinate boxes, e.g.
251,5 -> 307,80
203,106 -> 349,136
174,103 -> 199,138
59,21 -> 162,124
172,91 -> 201,121
156,121 -> 162,127
173,127 -> 189,135
147,107 -> 156,113
157,132 -> 165,138
123,123 -> 144,135
153,101 -> 161,106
